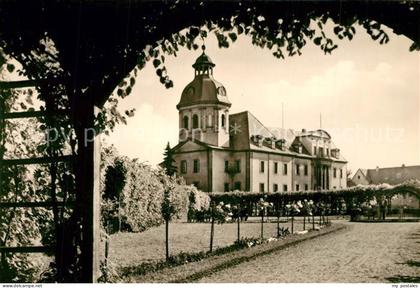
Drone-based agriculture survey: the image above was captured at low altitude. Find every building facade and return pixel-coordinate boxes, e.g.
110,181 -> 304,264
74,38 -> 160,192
171,50 -> 347,192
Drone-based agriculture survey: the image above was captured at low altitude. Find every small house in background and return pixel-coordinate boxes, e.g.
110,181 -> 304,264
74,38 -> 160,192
352,165 -> 420,208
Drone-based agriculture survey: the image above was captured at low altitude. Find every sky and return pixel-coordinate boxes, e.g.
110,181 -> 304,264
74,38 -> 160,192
104,23 -> 420,175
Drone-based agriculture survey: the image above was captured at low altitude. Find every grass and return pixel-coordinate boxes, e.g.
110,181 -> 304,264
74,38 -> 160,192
125,223 -> 344,283
106,217 -> 317,268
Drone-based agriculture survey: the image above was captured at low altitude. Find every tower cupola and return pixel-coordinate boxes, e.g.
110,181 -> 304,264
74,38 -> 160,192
177,47 -> 231,147
192,45 -> 216,76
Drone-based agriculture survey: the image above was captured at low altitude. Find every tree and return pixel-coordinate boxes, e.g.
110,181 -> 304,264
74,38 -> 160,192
102,158 -> 127,233
257,197 -> 273,239
161,176 -> 176,261
162,142 -> 177,177
209,202 -> 231,253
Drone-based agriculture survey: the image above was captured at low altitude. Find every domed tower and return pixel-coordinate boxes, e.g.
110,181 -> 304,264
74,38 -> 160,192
177,47 -> 231,147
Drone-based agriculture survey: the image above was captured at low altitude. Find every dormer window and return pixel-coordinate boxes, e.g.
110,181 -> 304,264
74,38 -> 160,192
331,148 -> 340,158
276,139 -> 286,150
217,87 -> 226,96
265,137 -> 276,149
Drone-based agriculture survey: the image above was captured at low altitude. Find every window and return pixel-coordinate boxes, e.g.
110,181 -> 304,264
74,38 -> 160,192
273,183 -> 279,192
313,146 -> 317,155
259,183 -> 265,192
235,160 -> 241,173
283,163 -> 288,175
305,184 -> 309,191
340,169 -> 343,178
333,168 -> 337,178
296,184 -> 300,191
224,183 -> 229,192
193,159 -> 200,173
319,147 -> 324,157
326,148 -> 329,156
207,114 -> 213,127
283,184 -> 288,192
357,175 -> 360,179
192,114 -> 199,129
221,114 -> 226,128
193,181 -> 199,189
181,160 -> 187,174
224,160 -> 229,172
234,182 -> 241,190
183,116 -> 189,129
274,162 -> 278,174
260,161 -> 265,173
304,164 -> 308,176
296,164 -> 300,175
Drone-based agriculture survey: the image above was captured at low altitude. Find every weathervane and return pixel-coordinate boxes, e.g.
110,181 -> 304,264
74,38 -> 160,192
201,35 -> 206,53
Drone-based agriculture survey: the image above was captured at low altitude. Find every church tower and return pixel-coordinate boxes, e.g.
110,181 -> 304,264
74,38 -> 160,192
176,46 -> 231,147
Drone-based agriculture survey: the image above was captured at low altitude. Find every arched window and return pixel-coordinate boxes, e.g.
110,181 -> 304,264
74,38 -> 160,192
207,114 -> 213,127
183,115 -> 189,129
192,114 -> 199,129
221,114 -> 226,128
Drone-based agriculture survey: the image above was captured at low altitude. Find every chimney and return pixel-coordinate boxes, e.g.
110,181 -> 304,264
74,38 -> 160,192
376,166 -> 379,172
301,128 -> 306,133
402,164 -> 405,168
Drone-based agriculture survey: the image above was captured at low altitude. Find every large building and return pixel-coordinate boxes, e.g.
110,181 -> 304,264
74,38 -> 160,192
171,49 -> 347,192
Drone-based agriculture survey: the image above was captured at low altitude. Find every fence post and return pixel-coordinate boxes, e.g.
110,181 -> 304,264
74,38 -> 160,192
260,208 -> 264,239
237,204 -> 240,242
276,200 -> 280,237
209,203 -> 215,253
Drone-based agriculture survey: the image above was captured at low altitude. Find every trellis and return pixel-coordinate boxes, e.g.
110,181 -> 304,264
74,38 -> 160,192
208,182 -> 420,218
0,80 -> 78,277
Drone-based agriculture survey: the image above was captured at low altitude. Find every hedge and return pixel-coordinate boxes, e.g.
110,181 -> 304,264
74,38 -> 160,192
101,145 -> 210,232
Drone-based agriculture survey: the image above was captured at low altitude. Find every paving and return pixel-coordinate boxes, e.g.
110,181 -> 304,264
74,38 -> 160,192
199,221 -> 420,283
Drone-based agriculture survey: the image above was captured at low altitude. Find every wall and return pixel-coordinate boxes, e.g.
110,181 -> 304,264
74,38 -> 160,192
250,152 -> 293,192
293,157 -> 312,191
174,149 -> 209,191
330,162 -> 347,189
352,169 -> 370,186
178,104 -> 230,147
210,150 -> 229,192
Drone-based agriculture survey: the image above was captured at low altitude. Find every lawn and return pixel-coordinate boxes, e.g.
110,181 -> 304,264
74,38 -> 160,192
107,217 -> 313,268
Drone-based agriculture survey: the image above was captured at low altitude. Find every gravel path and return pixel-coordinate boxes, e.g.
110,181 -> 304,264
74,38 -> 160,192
199,221 -> 420,283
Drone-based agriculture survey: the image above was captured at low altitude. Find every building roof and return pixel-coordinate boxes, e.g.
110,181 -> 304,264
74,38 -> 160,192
192,51 -> 215,70
365,165 -> 420,185
177,52 -> 231,109
298,129 -> 332,139
229,111 -> 312,157
172,110 -> 347,163
360,169 -> 368,177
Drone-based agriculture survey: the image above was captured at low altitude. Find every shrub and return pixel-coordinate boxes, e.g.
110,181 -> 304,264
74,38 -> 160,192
187,186 -> 211,222
101,145 -> 202,233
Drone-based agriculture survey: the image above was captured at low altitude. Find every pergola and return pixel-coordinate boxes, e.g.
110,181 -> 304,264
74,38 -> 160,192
0,1 -> 419,282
